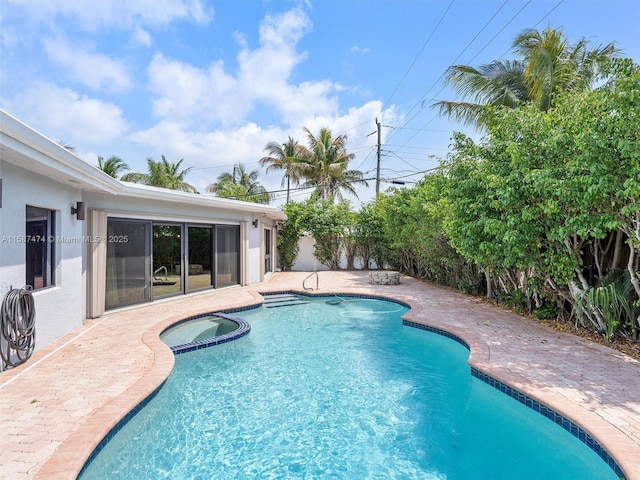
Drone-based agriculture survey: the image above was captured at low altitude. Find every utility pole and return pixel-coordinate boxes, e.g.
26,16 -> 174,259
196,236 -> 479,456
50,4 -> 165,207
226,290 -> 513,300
375,117 -> 381,195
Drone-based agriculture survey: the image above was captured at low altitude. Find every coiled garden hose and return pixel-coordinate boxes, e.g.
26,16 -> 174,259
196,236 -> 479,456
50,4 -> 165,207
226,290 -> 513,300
0,286 -> 36,371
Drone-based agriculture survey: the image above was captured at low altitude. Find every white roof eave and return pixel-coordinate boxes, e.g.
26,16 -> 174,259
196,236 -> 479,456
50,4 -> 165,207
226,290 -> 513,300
1,109 -> 287,222
117,182 -> 287,221
0,109 -> 122,193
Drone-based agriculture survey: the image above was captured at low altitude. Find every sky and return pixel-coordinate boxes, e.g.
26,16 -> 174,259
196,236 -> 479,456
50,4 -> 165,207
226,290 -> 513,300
1,0 -> 639,208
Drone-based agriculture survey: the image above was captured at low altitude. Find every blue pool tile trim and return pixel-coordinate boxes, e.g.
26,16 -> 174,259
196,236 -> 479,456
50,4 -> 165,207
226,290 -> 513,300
470,368 -> 625,479
402,319 -> 626,480
403,319 -> 470,349
162,312 -> 251,355
77,380 -> 165,478
261,290 -> 412,309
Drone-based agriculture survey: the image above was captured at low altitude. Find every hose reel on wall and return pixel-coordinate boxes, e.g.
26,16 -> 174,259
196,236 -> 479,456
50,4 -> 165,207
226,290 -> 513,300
0,286 -> 36,372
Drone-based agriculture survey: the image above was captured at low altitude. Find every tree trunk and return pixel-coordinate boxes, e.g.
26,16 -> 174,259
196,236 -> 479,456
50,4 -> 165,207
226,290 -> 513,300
611,229 -> 625,270
485,271 -> 494,299
626,237 -> 640,332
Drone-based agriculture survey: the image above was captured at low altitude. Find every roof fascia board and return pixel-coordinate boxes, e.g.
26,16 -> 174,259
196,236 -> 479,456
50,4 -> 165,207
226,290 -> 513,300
1,110 -> 120,193
118,182 -> 287,221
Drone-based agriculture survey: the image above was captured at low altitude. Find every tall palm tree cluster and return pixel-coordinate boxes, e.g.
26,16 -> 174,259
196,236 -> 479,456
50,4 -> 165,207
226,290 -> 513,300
96,126 -> 365,206
433,25 -> 618,126
259,126 -> 368,204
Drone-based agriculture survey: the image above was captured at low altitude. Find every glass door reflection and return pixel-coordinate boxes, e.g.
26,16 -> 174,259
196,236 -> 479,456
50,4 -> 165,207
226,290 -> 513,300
187,226 -> 213,291
152,224 -> 183,298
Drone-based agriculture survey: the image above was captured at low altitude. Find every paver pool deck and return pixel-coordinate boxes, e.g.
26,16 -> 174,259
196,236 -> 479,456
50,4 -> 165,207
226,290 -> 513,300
1,271 -> 639,479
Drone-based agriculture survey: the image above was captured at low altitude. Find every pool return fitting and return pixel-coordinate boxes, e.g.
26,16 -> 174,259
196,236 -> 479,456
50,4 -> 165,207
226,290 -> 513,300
0,286 -> 36,372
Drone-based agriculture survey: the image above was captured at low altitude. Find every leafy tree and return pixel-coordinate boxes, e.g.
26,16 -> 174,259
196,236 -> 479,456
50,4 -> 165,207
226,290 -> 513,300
556,58 -> 640,335
442,59 -> 640,334
121,155 -> 197,192
277,201 -> 306,270
302,200 -> 353,269
207,163 -> 272,204
434,25 -> 618,126
373,173 -> 482,293
260,137 -> 306,203
297,127 -> 368,203
354,201 -> 387,270
341,210 -> 359,269
277,199 -> 353,270
97,155 -> 130,179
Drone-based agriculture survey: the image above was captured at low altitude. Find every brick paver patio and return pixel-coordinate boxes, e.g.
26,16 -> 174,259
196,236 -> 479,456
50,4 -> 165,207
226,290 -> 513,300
1,271 -> 639,479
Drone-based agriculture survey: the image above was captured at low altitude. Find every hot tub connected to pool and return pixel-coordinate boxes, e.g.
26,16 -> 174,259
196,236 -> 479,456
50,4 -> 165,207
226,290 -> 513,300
160,313 -> 250,353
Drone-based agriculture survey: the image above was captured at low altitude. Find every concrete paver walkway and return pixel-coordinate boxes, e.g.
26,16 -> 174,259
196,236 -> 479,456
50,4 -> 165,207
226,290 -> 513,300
1,271 -> 639,479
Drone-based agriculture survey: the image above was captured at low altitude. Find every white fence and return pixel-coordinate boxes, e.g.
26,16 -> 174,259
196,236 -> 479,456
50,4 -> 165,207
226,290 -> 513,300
290,235 -> 377,271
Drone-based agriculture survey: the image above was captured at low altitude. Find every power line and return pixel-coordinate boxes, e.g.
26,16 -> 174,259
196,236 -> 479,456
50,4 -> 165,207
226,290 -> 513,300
386,0 -> 510,145
465,0 -> 534,65
211,177 -> 377,202
379,0 -> 456,114
384,0 -> 564,152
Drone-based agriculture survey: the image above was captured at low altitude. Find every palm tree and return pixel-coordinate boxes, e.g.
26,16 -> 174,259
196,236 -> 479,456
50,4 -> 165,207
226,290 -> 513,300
514,25 -> 618,111
259,137 -> 306,203
121,155 -> 197,193
297,127 -> 367,203
97,155 -> 130,179
207,163 -> 272,204
433,25 -> 618,126
433,60 -> 529,126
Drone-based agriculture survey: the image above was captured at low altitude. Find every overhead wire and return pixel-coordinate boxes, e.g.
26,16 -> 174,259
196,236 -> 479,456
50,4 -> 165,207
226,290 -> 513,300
379,0 -> 456,114
206,0 -> 568,203
385,0 -> 511,145
394,0 -> 565,149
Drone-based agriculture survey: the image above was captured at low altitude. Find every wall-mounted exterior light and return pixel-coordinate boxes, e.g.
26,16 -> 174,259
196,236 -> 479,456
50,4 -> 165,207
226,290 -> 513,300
71,201 -> 85,220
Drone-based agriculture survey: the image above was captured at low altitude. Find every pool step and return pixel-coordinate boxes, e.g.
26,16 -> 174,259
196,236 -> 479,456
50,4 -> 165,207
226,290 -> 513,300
263,294 -> 309,308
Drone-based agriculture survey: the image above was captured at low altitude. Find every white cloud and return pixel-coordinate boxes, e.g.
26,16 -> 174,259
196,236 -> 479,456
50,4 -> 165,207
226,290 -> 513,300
128,120 -> 285,193
146,7 -> 343,130
350,46 -> 370,55
43,37 -> 131,93
8,83 -> 129,145
133,25 -> 152,47
147,53 -> 245,126
2,0 -> 212,31
236,7 -> 334,124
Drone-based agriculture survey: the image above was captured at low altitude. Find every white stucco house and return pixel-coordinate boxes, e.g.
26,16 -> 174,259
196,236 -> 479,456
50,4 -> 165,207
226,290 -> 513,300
0,109 -> 286,354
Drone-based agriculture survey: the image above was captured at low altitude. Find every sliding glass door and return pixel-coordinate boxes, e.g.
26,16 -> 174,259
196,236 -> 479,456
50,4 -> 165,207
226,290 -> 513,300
105,220 -> 150,309
187,225 -> 213,292
105,219 -> 241,309
216,225 -> 240,288
152,224 -> 183,298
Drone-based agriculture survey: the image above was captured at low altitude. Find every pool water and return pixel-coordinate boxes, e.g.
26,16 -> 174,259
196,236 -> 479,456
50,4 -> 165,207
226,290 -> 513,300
79,295 -> 618,479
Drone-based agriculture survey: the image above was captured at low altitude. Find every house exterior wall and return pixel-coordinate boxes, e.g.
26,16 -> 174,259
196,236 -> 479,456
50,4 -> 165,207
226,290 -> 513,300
247,219 -> 263,284
82,192 -> 275,286
0,160 -> 86,350
0,109 -> 285,354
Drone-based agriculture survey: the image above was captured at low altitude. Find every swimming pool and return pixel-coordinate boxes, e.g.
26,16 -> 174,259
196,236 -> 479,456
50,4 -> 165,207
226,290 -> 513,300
79,294 -> 621,479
